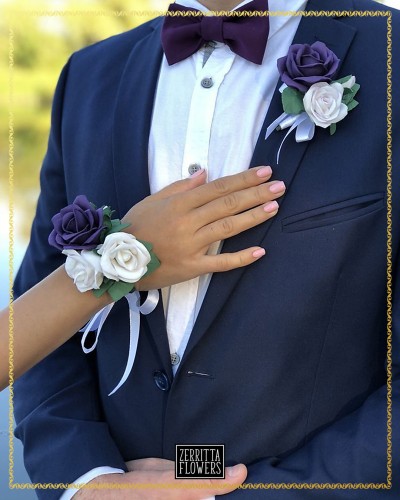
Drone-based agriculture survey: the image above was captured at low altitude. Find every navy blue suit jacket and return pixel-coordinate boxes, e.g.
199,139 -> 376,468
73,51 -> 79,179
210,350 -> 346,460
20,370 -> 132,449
13,0 -> 400,498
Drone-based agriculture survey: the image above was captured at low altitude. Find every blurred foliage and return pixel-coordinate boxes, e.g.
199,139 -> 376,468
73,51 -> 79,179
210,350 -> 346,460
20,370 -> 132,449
0,0 -> 169,239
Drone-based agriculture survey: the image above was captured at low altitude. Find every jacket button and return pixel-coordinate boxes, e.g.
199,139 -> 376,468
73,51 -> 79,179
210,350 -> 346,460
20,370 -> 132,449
153,370 -> 170,391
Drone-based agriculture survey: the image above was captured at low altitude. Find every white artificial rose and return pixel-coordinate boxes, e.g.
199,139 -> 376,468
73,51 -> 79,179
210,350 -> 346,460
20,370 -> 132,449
341,75 -> 356,89
303,82 -> 348,128
63,249 -> 103,292
98,232 -> 151,283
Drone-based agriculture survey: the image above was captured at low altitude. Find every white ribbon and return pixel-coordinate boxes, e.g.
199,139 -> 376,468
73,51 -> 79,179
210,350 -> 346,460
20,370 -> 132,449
265,83 -> 316,164
80,289 -> 159,396
265,111 -> 316,164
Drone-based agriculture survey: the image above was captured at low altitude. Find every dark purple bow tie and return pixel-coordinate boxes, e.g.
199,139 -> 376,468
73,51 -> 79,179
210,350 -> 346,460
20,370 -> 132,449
161,0 -> 270,65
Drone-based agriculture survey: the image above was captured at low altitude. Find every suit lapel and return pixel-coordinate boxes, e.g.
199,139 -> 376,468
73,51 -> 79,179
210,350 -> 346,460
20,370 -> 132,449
112,19 -> 172,374
112,19 -> 163,217
179,0 -> 357,368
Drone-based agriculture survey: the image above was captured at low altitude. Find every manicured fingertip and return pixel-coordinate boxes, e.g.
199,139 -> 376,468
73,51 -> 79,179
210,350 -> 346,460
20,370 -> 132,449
263,200 -> 279,213
252,248 -> 266,259
227,464 -> 247,478
190,167 -> 206,178
269,180 -> 286,194
256,166 -> 272,178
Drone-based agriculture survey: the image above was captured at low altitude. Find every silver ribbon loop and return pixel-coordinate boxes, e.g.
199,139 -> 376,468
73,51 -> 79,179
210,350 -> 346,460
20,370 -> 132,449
80,290 -> 159,396
265,83 -> 316,164
81,303 -> 115,354
265,111 -> 315,164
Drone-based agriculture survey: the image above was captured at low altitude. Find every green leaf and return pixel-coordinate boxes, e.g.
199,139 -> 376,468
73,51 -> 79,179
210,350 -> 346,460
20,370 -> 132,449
281,87 -> 305,115
141,240 -> 153,252
329,123 -> 337,136
141,240 -> 161,277
92,287 -> 107,298
335,75 -> 353,85
347,99 -> 359,111
342,93 -> 354,105
144,254 -> 161,277
92,278 -> 113,298
107,220 -> 131,234
99,225 -> 110,243
102,206 -> 113,219
107,281 -> 135,302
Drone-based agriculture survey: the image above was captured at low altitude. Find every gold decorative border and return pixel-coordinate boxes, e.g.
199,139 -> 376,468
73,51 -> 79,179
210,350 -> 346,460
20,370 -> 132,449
7,7 -> 393,492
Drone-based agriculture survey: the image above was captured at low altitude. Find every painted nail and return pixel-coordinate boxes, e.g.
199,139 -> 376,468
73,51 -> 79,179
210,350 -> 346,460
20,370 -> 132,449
256,166 -> 272,178
263,201 -> 279,213
190,168 -> 205,178
269,181 -> 286,194
227,464 -> 244,477
252,248 -> 266,258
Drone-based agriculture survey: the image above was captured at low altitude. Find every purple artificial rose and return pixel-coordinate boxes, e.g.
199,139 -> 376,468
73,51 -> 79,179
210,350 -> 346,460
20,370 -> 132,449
48,195 -> 106,250
277,41 -> 340,93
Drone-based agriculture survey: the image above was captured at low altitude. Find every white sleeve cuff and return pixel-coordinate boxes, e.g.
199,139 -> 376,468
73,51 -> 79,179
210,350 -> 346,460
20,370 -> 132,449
59,466 -> 125,500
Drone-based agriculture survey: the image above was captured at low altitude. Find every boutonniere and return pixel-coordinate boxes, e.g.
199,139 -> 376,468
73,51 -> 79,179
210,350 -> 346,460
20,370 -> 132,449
265,41 -> 360,162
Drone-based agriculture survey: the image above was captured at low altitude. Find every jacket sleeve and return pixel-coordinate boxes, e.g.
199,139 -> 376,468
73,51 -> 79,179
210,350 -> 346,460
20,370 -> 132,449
13,58 -> 127,500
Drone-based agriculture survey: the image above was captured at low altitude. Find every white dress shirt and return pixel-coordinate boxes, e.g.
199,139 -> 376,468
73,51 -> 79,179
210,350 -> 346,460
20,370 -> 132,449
61,0 -> 307,497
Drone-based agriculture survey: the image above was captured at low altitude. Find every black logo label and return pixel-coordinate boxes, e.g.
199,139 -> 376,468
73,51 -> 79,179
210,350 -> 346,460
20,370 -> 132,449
175,444 -> 225,479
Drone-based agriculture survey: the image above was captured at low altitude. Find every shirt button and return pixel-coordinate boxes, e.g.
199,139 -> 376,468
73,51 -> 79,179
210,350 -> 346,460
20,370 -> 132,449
201,77 -> 213,88
153,370 -> 170,391
188,163 -> 202,175
171,352 -> 181,366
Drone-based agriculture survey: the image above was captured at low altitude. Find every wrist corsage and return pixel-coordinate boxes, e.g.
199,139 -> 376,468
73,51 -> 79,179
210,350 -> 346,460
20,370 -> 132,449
48,195 -> 160,302
265,41 -> 360,163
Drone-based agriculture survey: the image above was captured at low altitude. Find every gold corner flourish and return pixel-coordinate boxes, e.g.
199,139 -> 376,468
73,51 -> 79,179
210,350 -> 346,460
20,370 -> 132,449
7,7 -> 393,493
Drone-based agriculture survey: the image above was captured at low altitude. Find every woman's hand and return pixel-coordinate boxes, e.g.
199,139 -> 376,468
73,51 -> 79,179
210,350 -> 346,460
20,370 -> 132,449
122,166 -> 285,290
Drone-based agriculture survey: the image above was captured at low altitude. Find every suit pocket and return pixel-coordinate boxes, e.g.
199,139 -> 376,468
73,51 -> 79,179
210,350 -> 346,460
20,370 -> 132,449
281,192 -> 385,233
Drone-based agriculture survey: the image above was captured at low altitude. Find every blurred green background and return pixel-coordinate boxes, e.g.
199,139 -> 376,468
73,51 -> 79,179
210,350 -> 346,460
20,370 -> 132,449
1,0 -> 170,243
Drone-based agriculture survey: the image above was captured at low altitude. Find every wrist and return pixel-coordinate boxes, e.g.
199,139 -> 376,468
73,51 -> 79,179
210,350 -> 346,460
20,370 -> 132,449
49,196 -> 160,302
74,472 -> 126,499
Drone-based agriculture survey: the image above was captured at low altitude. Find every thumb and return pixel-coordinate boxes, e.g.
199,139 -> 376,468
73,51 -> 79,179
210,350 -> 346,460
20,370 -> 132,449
154,168 -> 206,200
186,464 -> 248,499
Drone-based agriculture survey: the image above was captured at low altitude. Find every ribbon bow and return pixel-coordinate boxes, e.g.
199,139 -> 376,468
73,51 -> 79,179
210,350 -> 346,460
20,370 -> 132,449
81,290 -> 159,396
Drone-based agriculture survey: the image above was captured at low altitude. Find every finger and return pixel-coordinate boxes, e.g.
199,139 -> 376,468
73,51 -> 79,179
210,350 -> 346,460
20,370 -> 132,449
196,200 -> 279,247
199,247 -> 266,274
178,464 -> 247,499
150,168 -> 207,200
181,166 -> 273,209
126,458 -> 174,472
195,180 -> 285,226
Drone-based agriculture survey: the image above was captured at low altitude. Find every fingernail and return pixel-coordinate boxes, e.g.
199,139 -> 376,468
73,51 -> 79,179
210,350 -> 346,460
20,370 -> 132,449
190,168 -> 205,178
227,464 -> 243,478
263,201 -> 279,213
269,181 -> 285,194
256,166 -> 272,178
252,248 -> 266,258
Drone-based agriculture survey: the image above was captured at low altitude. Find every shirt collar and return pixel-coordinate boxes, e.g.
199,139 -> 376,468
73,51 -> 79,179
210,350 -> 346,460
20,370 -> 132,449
175,0 -> 307,14
176,0 -> 254,12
